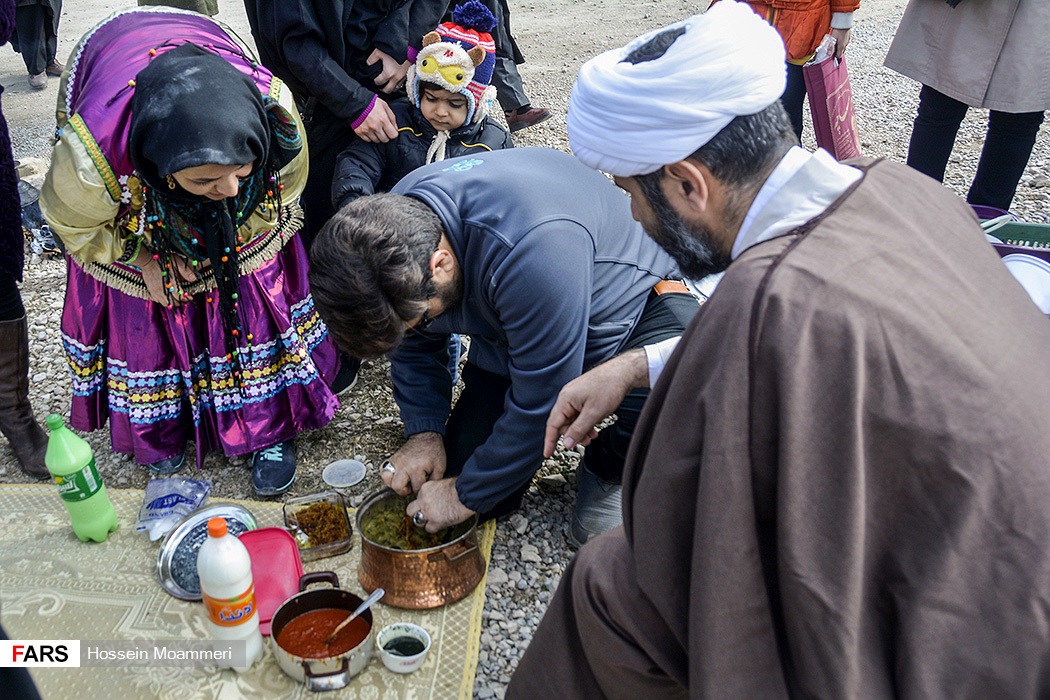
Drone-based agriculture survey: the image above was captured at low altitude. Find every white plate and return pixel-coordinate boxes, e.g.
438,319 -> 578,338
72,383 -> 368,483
323,459 -> 366,488
1002,253 -> 1050,314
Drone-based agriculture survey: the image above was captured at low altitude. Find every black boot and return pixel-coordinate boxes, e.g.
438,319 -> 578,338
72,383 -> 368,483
0,316 -> 50,478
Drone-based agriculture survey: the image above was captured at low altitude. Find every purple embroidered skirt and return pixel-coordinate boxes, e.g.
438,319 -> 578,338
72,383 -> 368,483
61,223 -> 339,466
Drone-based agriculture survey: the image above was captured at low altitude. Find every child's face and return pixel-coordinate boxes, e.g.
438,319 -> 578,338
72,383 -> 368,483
420,86 -> 469,131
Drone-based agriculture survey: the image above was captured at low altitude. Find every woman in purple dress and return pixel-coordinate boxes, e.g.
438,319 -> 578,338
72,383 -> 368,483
40,8 -> 340,495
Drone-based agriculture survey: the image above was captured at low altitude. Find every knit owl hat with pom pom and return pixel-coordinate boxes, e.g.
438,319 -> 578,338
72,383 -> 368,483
408,0 -> 498,125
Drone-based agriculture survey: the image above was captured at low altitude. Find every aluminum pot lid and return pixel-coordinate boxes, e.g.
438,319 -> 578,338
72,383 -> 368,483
156,503 -> 257,601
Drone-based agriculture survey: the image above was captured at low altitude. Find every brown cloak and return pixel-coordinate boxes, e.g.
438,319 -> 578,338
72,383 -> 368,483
512,159 -> 1050,698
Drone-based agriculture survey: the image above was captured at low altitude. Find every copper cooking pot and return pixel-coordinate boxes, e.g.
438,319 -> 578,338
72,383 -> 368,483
356,489 -> 486,609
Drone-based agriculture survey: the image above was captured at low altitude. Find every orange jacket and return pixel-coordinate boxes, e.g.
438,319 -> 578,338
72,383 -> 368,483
713,0 -> 860,62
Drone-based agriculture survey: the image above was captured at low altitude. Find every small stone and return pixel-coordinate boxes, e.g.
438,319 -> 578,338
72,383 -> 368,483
509,513 -> 529,534
1030,175 -> 1050,188
31,372 -> 46,383
515,579 -> 529,591
509,570 -> 521,582
539,474 -> 567,487
487,610 -> 505,622
488,568 -> 509,586
520,544 -> 541,563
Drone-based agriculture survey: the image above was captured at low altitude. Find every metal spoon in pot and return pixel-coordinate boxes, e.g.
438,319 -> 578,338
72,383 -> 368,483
324,587 -> 385,646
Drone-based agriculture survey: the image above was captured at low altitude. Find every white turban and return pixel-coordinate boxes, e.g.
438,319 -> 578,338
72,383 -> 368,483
568,1 -> 787,177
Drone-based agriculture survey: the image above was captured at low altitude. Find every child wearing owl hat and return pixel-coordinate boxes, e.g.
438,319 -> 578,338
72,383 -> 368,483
331,0 -> 513,212
330,1 -> 514,381
408,1 -> 499,131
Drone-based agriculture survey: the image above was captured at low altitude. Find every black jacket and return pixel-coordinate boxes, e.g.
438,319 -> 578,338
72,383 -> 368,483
331,98 -> 513,210
243,0 -> 442,123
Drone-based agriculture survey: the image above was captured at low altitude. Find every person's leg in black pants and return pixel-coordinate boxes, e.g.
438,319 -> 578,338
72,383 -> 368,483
906,85 -> 969,183
0,275 -> 24,322
298,106 -> 362,393
582,293 -> 700,483
299,106 -> 356,250
480,0 -> 550,132
968,109 -> 1046,210
13,4 -> 47,76
442,362 -> 530,521
572,292 -> 700,547
780,62 -> 807,142
485,0 -> 529,114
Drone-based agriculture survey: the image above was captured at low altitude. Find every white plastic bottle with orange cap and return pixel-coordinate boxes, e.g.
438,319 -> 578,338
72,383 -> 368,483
196,516 -> 263,672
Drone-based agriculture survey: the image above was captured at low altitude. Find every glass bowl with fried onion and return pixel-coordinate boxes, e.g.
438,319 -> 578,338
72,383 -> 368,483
283,491 -> 353,562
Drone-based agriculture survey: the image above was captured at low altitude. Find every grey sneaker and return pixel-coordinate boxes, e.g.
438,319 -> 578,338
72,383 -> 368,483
569,465 -> 623,549
146,452 -> 185,475
252,441 -> 297,496
27,72 -> 46,90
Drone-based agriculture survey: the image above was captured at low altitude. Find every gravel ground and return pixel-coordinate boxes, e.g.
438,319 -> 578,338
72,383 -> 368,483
2,1 -> 1049,698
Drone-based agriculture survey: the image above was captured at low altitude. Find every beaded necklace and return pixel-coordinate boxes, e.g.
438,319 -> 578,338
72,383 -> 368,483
142,165 -> 285,384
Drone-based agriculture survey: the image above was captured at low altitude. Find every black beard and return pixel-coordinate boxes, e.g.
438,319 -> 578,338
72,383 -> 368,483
635,174 -> 733,281
435,262 -> 464,312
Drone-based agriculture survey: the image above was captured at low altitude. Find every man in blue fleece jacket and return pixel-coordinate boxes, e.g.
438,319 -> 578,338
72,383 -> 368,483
308,147 -> 698,544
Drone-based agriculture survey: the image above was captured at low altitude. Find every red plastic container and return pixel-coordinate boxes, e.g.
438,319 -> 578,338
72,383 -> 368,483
239,527 -> 304,636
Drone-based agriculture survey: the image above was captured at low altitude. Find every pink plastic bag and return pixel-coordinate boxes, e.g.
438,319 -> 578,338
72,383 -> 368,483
803,52 -> 862,160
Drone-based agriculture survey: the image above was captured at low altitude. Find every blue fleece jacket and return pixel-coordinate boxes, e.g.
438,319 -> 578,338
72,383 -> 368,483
390,147 -> 679,514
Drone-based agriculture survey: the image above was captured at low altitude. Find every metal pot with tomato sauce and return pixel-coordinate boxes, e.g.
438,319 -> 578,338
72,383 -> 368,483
270,572 -> 375,692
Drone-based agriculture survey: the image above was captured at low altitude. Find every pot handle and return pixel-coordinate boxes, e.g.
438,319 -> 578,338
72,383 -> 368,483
302,658 -> 350,692
299,571 -> 340,592
429,540 -> 479,563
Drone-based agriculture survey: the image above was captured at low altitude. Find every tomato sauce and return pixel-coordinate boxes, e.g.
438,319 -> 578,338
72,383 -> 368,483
276,607 -> 371,658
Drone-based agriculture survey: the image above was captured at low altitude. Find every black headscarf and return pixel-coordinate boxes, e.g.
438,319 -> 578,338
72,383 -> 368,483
128,42 -> 301,377
130,43 -> 271,186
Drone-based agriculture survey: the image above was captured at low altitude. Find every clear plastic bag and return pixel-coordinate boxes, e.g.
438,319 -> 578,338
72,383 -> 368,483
809,34 -> 837,65
136,478 -> 212,541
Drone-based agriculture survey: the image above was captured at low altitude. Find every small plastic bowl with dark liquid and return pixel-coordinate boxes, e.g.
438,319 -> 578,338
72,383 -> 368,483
376,622 -> 431,674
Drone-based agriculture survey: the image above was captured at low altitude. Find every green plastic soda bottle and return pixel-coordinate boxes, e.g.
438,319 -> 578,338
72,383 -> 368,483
44,414 -> 118,543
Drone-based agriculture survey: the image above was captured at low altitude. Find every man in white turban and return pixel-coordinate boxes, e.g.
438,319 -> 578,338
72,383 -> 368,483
507,3 -> 1050,698
567,0 -> 787,178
